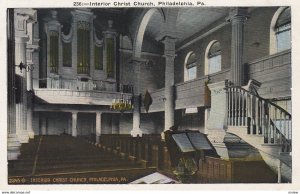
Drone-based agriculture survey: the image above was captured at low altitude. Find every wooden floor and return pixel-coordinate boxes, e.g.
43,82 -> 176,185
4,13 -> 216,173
8,135 -> 156,184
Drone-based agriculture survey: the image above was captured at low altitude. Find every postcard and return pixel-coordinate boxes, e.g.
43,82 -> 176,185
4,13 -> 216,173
0,0 -> 300,193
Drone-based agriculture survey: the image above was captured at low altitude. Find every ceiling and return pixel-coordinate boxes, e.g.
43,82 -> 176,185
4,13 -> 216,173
37,8 -> 230,47
145,7 -> 230,46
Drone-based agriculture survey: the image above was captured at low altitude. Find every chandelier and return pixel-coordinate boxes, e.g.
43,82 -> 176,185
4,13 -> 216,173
110,93 -> 133,113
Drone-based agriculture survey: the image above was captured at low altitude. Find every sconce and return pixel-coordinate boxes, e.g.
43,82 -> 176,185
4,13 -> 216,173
15,62 -> 34,73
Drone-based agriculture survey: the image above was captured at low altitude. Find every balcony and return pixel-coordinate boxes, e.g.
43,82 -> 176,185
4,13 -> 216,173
175,76 -> 207,109
43,77 -> 121,92
34,77 -> 133,106
34,89 -> 132,106
143,70 -> 232,113
247,49 -> 291,99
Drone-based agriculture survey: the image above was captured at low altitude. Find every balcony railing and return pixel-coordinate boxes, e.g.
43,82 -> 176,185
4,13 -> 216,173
145,70 -> 231,112
34,89 -> 132,106
247,49 -> 291,98
37,77 -> 133,93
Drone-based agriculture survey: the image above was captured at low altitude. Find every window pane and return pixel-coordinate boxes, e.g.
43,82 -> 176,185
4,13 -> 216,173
277,29 -> 291,52
209,55 -> 221,74
187,66 -> 197,80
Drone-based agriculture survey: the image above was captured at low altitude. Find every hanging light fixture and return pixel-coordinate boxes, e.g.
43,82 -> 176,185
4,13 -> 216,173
110,93 -> 133,113
15,61 -> 34,73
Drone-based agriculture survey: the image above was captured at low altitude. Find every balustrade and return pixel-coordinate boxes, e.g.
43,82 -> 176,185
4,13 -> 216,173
227,86 -> 291,152
37,77 -> 133,93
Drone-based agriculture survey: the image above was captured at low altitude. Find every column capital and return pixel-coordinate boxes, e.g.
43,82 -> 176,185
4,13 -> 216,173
14,9 -> 37,38
130,57 -> 148,74
103,20 -> 118,38
15,36 -> 29,44
131,57 -> 148,65
162,36 -> 176,58
96,111 -> 102,115
156,31 -> 177,42
226,7 -> 249,23
163,53 -> 177,59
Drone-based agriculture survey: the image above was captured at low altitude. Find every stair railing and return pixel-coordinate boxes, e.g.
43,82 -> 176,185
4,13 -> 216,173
226,86 -> 291,152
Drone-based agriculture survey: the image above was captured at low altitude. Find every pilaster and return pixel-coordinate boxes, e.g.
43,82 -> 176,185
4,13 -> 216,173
103,20 -> 118,83
14,9 -> 35,143
7,9 -> 21,160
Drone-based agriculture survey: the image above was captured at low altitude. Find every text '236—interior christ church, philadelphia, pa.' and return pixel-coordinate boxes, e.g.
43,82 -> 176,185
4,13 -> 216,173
6,7 -> 292,184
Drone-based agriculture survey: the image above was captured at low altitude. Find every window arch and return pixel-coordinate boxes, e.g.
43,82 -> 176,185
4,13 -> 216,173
184,52 -> 197,81
205,40 -> 221,75
270,7 -> 291,54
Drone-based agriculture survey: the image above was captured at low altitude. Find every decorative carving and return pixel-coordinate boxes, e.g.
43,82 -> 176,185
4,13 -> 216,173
77,21 -> 90,30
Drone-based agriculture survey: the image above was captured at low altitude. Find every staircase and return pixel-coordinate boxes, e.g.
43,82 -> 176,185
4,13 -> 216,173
226,86 -> 292,182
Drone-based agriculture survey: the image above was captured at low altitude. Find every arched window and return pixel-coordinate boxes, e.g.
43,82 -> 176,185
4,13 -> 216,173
270,7 -> 291,54
184,52 -> 197,81
275,7 -> 291,52
207,41 -> 221,75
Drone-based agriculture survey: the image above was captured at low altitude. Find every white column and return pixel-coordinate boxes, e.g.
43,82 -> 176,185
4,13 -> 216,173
7,9 -> 21,160
26,64 -> 33,91
15,36 -> 29,143
131,60 -> 143,137
72,112 -> 78,137
14,9 -> 37,143
26,95 -> 34,138
227,8 -> 249,86
96,112 -> 102,143
27,61 -> 34,138
162,36 -> 176,139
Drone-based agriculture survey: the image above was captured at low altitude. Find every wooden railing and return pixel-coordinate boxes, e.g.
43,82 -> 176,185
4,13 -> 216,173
227,86 -> 292,152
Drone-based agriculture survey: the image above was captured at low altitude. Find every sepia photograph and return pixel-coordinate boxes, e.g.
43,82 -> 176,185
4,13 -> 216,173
2,2 -> 299,192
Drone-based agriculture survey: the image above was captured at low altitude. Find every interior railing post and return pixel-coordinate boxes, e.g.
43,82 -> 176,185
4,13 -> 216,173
275,108 -> 278,143
230,88 -> 234,125
250,95 -> 253,134
241,90 -> 245,126
227,88 -> 231,125
234,88 -> 238,126
287,115 -> 290,140
280,111 -> 283,138
255,97 -> 259,135
246,93 -> 250,128
268,105 -> 272,143
261,99 -> 265,135
259,99 -> 262,134
237,88 -> 240,126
